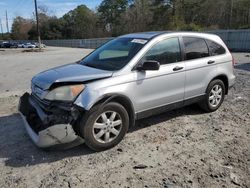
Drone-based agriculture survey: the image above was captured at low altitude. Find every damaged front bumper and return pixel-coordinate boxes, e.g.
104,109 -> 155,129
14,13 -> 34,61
18,93 -> 84,149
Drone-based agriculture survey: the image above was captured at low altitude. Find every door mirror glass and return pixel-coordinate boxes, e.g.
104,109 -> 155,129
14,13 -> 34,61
137,60 -> 160,71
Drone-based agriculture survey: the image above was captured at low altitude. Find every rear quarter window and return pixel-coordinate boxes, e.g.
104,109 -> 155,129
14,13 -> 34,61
205,40 -> 226,56
183,37 -> 209,60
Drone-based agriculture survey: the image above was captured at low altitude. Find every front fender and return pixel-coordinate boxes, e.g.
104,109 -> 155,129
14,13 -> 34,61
74,86 -> 102,110
74,84 -> 134,111
74,86 -> 136,127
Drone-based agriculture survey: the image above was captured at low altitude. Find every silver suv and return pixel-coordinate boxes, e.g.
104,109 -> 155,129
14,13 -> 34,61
19,32 -> 235,151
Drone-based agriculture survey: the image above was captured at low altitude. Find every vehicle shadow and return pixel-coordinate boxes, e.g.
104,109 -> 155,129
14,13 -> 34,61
234,62 -> 250,71
129,104 -> 205,133
0,105 -> 204,168
0,113 -> 93,168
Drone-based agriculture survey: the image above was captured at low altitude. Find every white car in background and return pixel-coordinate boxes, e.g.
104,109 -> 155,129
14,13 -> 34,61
17,43 -> 24,48
34,43 -> 46,48
21,43 -> 36,48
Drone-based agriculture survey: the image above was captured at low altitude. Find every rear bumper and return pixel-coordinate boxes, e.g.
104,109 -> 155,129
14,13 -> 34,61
18,93 -> 84,149
229,74 -> 236,89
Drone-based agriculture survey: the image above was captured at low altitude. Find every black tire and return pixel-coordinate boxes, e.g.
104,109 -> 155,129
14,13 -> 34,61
199,79 -> 225,112
78,102 -> 129,151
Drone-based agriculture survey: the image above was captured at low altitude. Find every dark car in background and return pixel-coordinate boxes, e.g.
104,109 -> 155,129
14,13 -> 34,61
0,41 -> 18,48
0,41 -> 46,48
0,42 -> 11,48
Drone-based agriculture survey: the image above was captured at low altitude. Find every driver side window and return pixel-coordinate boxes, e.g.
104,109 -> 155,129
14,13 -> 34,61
142,37 -> 182,65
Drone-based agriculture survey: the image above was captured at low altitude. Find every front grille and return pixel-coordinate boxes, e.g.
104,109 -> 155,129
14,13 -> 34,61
31,93 -> 73,112
31,83 -> 73,112
19,93 -> 47,133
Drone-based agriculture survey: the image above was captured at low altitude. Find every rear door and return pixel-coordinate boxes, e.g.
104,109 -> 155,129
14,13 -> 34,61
182,37 -> 217,99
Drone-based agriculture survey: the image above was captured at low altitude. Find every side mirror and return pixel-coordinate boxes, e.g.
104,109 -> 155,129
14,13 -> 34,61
137,60 -> 160,71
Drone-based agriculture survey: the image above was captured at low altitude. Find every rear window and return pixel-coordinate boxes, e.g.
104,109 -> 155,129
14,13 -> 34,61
205,40 -> 226,56
183,37 -> 209,60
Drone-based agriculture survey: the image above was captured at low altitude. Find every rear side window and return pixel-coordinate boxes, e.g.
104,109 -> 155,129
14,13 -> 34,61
206,40 -> 226,56
142,37 -> 182,65
183,37 -> 209,60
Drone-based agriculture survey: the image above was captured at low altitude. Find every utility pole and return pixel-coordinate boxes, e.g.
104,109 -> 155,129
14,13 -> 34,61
248,9 -> 250,24
0,18 -> 3,39
229,0 -> 234,29
34,0 -> 41,49
5,10 -> 9,33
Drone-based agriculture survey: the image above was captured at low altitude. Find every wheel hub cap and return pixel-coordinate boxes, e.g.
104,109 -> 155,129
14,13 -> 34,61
209,84 -> 222,107
92,111 -> 122,144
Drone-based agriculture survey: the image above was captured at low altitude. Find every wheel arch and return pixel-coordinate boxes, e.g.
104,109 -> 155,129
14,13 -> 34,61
209,74 -> 229,95
90,94 -> 136,127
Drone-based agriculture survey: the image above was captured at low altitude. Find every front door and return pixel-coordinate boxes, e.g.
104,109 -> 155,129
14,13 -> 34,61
133,37 -> 185,113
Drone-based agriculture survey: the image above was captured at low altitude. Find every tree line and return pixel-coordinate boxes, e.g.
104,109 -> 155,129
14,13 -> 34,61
4,0 -> 250,40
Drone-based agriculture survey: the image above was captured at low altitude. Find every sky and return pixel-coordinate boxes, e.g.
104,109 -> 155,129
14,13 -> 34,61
0,0 -> 102,33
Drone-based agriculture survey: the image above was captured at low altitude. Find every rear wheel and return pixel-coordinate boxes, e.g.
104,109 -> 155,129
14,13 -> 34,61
199,79 -> 225,112
79,102 -> 129,151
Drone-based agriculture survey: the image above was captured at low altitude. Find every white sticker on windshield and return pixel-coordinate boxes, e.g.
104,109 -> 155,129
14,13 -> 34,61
131,39 -> 147,44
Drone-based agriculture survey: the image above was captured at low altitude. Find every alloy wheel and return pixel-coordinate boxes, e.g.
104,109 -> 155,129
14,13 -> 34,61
208,84 -> 223,107
92,111 -> 122,143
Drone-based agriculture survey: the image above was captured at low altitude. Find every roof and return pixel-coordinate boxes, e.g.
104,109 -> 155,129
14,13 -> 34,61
120,31 -> 219,40
120,31 -> 169,39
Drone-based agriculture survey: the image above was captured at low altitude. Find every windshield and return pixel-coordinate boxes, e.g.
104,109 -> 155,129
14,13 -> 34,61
80,37 -> 147,71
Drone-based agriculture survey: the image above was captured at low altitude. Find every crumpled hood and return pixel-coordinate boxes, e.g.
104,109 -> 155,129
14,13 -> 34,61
32,63 -> 113,90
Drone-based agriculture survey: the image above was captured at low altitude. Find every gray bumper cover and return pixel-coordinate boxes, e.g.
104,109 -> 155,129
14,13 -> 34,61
18,93 -> 84,149
19,112 -> 84,148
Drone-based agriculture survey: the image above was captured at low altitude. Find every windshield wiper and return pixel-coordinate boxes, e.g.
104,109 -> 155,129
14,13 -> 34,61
84,63 -> 99,69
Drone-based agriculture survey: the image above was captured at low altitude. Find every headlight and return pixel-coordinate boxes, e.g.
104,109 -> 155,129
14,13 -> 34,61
44,84 -> 85,101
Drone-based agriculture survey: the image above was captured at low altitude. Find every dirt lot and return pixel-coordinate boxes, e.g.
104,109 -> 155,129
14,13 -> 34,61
0,47 -> 249,188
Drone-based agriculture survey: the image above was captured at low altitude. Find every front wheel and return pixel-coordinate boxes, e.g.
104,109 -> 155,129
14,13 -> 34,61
79,102 -> 129,151
199,79 -> 225,112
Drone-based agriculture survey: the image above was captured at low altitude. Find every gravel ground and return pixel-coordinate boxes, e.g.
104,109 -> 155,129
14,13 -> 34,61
0,48 -> 249,188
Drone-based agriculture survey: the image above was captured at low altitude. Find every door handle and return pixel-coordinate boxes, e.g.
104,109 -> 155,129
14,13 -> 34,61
207,60 -> 215,64
173,66 -> 184,71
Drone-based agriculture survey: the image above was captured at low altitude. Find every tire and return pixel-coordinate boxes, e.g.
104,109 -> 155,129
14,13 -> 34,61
79,102 -> 129,151
199,79 -> 225,112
